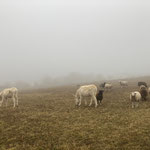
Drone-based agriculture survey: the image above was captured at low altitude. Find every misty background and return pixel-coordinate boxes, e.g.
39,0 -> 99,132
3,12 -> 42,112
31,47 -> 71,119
0,0 -> 150,89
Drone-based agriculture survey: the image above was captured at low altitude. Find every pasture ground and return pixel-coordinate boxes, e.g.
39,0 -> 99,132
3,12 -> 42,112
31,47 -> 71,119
1,82 -> 150,150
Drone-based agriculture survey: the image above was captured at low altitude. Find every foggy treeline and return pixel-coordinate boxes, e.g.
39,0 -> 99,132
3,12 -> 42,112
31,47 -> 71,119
0,72 -> 134,90
0,73 -> 107,90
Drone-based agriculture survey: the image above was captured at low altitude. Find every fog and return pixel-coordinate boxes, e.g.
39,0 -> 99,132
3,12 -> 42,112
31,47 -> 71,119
0,0 -> 150,88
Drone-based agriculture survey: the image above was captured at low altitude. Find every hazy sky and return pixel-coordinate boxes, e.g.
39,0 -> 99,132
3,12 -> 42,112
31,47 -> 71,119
0,0 -> 150,83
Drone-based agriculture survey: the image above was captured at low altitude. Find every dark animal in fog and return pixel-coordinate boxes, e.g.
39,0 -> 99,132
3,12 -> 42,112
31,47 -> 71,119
139,85 -> 148,100
96,90 -> 104,104
138,82 -> 147,87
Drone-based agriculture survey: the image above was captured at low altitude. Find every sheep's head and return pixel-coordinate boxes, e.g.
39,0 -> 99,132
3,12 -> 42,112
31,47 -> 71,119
140,85 -> 147,90
131,92 -> 137,101
98,90 -> 104,94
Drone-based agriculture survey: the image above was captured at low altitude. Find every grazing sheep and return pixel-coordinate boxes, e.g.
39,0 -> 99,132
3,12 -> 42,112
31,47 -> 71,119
104,83 -> 112,91
75,84 -> 98,107
119,81 -> 128,88
139,85 -> 148,100
130,91 -> 141,108
138,82 -> 148,88
100,82 -> 112,91
96,90 -> 104,104
0,87 -> 18,108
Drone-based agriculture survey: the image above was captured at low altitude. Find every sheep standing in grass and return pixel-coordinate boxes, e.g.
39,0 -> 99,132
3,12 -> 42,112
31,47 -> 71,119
0,87 -> 18,108
119,81 -> 128,88
139,85 -> 148,101
75,84 -> 98,108
130,91 -> 141,108
138,82 -> 148,88
104,83 -> 112,91
100,82 -> 112,91
96,90 -> 104,105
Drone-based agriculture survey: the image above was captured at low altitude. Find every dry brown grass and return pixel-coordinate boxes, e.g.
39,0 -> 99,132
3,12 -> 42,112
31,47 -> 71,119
1,81 -> 150,150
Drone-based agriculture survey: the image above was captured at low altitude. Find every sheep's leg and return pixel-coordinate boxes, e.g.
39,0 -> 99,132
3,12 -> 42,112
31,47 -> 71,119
5,98 -> 8,107
78,97 -> 82,106
12,97 -> 16,108
99,100 -> 102,105
132,102 -> 134,108
136,102 -> 139,108
15,95 -> 18,106
75,98 -> 79,106
0,97 -> 4,107
84,99 -> 87,106
93,96 -> 98,108
89,97 -> 93,106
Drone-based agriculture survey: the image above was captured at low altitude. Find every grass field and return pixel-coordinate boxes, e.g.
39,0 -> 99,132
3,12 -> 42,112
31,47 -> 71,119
1,81 -> 150,150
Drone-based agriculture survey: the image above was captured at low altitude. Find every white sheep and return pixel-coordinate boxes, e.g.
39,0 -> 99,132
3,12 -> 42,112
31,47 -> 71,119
0,87 -> 18,108
104,83 -> 112,91
119,81 -> 128,88
130,91 -> 141,108
75,84 -> 98,108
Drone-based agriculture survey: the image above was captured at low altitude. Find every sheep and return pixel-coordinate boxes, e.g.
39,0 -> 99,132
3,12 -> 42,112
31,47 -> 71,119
96,90 -> 104,105
119,81 -> 128,88
104,83 -> 112,91
100,82 -> 112,91
0,87 -> 18,108
75,84 -> 98,107
139,85 -> 147,90
139,85 -> 148,101
130,91 -> 141,108
138,82 -> 148,88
